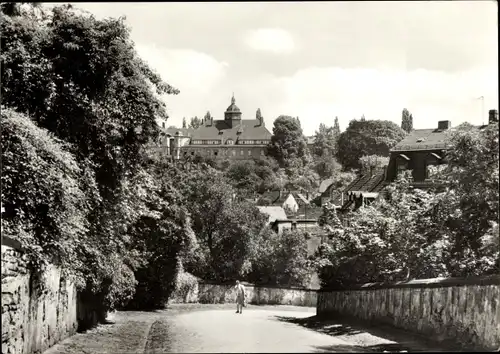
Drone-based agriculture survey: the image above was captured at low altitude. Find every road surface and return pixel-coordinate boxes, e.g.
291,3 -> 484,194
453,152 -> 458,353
43,304 -> 454,353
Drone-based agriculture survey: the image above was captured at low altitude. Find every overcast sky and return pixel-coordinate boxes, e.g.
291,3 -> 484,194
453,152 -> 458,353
62,2 -> 497,135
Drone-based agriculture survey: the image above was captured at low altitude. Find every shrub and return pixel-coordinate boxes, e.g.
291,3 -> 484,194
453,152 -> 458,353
1,108 -> 96,283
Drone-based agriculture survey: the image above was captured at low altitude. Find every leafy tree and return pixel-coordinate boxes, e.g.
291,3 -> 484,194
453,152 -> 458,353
0,2 -> 41,17
359,155 -> 389,175
171,166 -> 267,281
189,116 -> 202,129
314,173 -> 441,288
401,108 -> 414,134
249,227 -> 312,287
267,115 -> 308,168
313,155 -> 343,180
125,161 -> 196,309
225,160 -> 262,194
312,123 -> 337,158
182,117 -> 187,128
437,123 -> 499,275
1,4 -> 181,310
336,119 -> 406,171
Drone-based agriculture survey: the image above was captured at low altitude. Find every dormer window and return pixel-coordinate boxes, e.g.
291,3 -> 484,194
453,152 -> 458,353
416,138 -> 425,143
226,139 -> 234,145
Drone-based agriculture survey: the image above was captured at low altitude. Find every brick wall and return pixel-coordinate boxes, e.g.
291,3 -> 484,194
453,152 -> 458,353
316,276 -> 500,351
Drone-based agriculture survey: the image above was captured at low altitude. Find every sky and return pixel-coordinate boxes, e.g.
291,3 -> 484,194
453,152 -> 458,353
58,2 -> 497,135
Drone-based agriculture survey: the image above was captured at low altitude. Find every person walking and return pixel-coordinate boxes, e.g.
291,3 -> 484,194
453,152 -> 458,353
234,280 -> 246,314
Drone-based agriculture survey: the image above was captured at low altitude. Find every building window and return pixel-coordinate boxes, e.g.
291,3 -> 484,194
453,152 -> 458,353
191,151 -> 194,155
232,150 -> 236,156
260,150 -> 265,156
214,151 -> 218,156
162,122 -> 165,128
226,139 -> 234,145
248,150 -> 252,156
240,150 -> 244,156
397,161 -> 408,174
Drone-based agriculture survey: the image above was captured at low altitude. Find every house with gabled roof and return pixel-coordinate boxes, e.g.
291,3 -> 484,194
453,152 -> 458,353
386,110 -> 498,188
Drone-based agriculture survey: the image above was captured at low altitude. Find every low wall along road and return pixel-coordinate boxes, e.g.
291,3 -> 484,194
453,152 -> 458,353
170,280 -> 318,307
317,276 -> 500,351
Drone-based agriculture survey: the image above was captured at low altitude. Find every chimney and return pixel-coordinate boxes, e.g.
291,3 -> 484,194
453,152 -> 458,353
256,108 -> 263,126
437,120 -> 451,130
489,109 -> 499,125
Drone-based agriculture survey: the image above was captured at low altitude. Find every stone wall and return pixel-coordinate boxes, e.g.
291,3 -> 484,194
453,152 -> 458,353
170,280 -> 317,307
2,243 -> 78,354
2,238 -> 105,354
317,276 -> 500,351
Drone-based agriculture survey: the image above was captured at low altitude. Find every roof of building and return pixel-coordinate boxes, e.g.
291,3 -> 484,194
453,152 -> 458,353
257,206 -> 288,224
326,170 -> 386,208
225,95 -> 241,113
319,178 -> 336,194
189,119 -> 272,141
163,127 -> 194,137
391,122 -> 493,152
391,128 -> 452,152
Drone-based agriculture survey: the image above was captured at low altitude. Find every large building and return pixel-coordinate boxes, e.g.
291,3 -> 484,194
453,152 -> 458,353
153,95 -> 273,160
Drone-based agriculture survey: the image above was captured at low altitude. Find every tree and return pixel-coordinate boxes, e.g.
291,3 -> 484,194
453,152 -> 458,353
125,160 -> 196,309
314,173 -> 441,289
249,228 -> 312,287
171,167 -> 267,281
225,160 -> 261,195
401,108 -> 414,133
1,4 -> 181,311
0,2 -> 41,17
436,123 -> 499,275
182,117 -> 187,128
336,119 -> 406,171
267,115 -> 308,168
313,156 -> 343,180
312,123 -> 337,158
189,116 -> 202,129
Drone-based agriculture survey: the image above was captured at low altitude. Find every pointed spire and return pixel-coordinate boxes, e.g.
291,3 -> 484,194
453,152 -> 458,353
231,92 -> 235,105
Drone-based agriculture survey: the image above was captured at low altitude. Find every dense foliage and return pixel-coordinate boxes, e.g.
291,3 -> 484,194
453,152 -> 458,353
248,227 -> 313,287
401,108 -> 414,134
1,4 -> 186,311
267,115 -> 308,168
336,119 -> 406,170
315,123 -> 499,289
1,108 -> 95,285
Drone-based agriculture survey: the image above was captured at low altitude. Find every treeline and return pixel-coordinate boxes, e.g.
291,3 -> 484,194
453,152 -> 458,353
314,123 -> 499,289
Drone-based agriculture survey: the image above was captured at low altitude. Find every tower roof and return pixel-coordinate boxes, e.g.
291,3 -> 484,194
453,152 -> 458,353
225,93 -> 241,113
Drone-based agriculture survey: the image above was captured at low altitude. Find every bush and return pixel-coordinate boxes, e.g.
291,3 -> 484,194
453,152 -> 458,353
1,108 -> 95,283
169,266 -> 200,304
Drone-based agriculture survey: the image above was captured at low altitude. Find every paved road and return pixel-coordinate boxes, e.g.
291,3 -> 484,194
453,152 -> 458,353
44,304 -> 453,353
